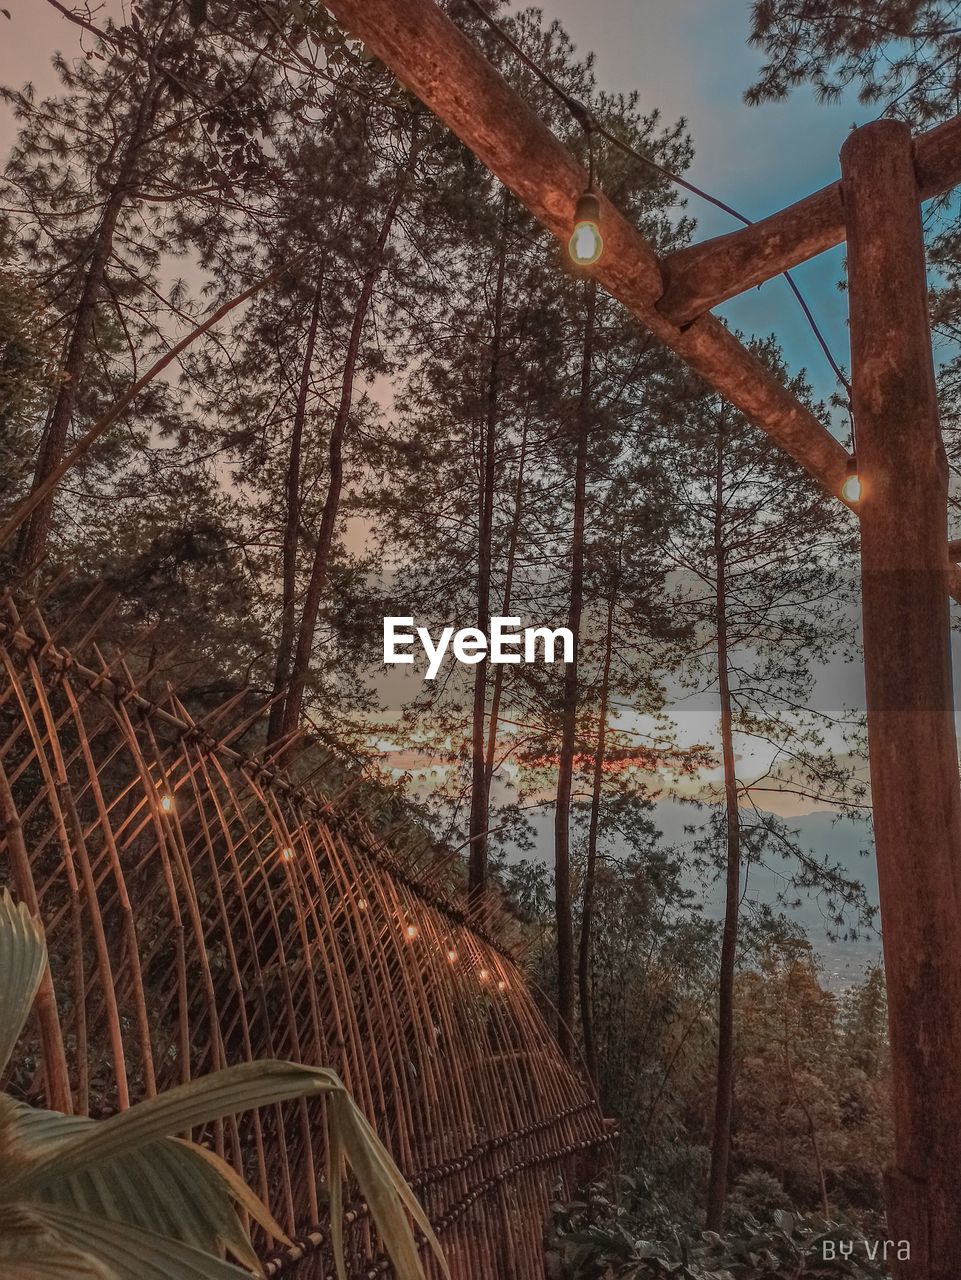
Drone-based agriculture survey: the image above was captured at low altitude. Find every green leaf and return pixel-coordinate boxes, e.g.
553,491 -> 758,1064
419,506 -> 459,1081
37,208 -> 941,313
328,1106 -> 346,1280
0,1203 -> 112,1279
0,890 -> 47,1078
9,1203 -> 256,1280
772,1208 -> 796,1235
4,1060 -> 343,1194
177,1139 -> 289,1250
0,1101 -> 266,1269
331,1092 -> 450,1280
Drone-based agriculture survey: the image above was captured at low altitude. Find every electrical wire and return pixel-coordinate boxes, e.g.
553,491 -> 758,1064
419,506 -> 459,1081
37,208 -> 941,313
460,0 -> 852,399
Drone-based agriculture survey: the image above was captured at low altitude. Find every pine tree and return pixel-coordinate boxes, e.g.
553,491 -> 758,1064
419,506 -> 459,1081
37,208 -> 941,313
651,339 -> 871,1228
1,0 -> 285,570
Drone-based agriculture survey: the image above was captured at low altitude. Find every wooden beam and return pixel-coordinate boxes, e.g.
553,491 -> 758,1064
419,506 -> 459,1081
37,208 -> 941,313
843,118 -> 961,1279
323,0 -> 850,500
659,114 -> 961,326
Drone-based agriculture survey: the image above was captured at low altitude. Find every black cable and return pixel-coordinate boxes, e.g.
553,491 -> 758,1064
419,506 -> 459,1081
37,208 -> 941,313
460,0 -> 852,398
461,0 -> 744,220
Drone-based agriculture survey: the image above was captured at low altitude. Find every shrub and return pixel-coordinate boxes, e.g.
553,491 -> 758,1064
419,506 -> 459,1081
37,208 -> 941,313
547,1178 -> 889,1279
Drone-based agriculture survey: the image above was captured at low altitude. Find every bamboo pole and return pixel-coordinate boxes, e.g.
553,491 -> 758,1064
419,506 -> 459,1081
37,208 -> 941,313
842,118 -> 961,1280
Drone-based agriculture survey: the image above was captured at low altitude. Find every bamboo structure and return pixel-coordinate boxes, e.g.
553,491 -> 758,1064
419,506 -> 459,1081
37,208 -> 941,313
0,587 -> 610,1278
319,1 -> 961,1272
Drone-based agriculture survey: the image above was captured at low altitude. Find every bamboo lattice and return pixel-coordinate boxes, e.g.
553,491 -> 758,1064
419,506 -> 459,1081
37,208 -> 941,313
0,585 -> 611,1278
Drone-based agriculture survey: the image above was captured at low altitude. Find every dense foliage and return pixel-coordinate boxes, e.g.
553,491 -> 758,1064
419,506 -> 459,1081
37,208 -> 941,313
548,1181 -> 890,1279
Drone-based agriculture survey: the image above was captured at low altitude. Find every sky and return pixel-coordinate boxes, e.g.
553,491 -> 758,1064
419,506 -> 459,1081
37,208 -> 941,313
537,0 -> 870,410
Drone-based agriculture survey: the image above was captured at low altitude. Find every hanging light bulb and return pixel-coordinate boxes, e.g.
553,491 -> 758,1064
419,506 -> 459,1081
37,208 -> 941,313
160,793 -> 173,813
841,455 -> 862,504
568,190 -> 603,266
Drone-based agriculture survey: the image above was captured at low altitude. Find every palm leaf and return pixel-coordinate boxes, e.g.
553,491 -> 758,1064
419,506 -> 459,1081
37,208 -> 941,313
0,1101 -> 274,1269
175,1139 -> 289,1248
327,1105 -> 346,1280
9,1203 -> 258,1280
0,890 -> 449,1279
0,1255 -> 111,1280
0,1203 -> 112,1279
0,890 -> 47,1078
3,1060 -> 342,1194
331,1091 -> 451,1280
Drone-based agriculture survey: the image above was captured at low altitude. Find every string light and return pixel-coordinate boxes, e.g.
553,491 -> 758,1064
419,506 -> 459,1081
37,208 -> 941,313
160,793 -> 173,813
280,846 -> 294,862
478,967 -> 490,983
497,979 -> 507,993
569,189 -> 603,266
461,0 -> 850,397
447,946 -> 458,964
405,923 -> 419,942
357,897 -> 369,911
842,455 -> 862,504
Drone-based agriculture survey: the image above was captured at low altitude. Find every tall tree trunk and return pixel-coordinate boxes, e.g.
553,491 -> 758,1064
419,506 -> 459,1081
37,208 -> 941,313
483,405 -> 529,793
267,280 -> 323,745
578,586 -> 614,1087
706,427 -> 741,1232
554,278 -> 595,1061
468,194 -> 509,907
15,74 -> 163,572
279,141 -> 420,740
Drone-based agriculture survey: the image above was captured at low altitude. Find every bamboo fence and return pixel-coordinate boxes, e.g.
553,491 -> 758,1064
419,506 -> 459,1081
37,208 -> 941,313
0,586 -> 611,1278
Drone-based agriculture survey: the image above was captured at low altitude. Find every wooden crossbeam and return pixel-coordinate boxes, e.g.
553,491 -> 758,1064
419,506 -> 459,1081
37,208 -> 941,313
323,0 -> 850,501
324,0 -> 961,602
658,114 -> 961,326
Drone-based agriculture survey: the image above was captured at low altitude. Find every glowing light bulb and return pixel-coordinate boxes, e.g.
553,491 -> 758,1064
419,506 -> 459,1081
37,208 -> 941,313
497,979 -> 507,993
280,846 -> 294,861
405,923 -> 418,942
842,455 -> 861,504
479,967 -> 490,983
357,897 -> 368,911
160,794 -> 173,813
568,190 -> 603,266
447,947 -> 458,964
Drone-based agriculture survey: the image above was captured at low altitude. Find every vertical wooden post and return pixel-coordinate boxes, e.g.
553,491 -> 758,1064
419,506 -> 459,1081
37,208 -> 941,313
842,118 -> 961,1278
